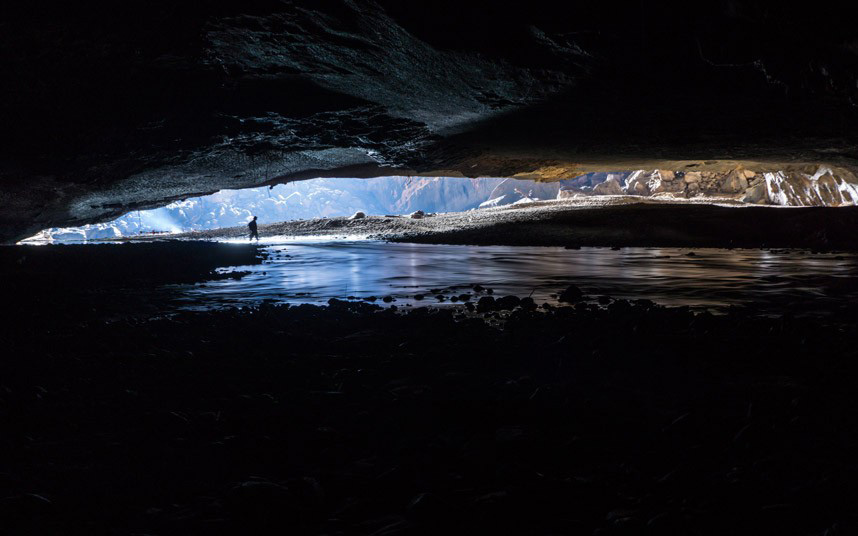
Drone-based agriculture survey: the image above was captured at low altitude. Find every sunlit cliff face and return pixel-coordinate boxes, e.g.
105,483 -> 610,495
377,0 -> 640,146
3,0 -> 858,242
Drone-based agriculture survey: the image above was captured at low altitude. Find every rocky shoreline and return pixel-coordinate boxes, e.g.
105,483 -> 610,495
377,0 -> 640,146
4,239 -> 858,534
155,199 -> 858,250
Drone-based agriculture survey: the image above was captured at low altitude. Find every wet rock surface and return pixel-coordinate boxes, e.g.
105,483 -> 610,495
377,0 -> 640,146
3,275 -> 858,534
0,242 -> 265,288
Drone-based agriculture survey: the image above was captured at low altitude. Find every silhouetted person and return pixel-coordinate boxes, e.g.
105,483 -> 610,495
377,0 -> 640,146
248,216 -> 259,242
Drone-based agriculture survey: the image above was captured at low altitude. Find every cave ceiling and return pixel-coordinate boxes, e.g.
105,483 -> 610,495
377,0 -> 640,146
3,0 -> 858,241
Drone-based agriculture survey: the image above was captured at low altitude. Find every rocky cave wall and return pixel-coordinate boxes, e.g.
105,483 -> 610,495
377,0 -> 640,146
3,0 -> 858,242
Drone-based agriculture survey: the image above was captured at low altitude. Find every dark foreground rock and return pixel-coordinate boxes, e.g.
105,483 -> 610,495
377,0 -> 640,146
0,242 -> 265,287
3,290 -> 858,534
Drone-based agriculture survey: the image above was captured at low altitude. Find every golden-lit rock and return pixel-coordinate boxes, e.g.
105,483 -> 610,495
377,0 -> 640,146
683,172 -> 702,183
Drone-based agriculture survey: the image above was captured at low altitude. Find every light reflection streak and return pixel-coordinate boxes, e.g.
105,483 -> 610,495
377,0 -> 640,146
178,241 -> 858,317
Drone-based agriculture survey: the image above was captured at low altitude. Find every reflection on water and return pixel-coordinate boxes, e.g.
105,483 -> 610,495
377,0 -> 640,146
176,241 -> 858,317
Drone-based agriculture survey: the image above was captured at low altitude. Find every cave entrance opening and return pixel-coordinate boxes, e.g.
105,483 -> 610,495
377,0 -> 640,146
19,175 -> 576,244
19,166 -> 855,245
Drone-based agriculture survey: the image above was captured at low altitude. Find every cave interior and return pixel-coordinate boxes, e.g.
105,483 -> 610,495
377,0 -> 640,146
4,1 -> 858,534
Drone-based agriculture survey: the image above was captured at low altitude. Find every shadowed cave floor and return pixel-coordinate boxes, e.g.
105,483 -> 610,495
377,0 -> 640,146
2,242 -> 858,534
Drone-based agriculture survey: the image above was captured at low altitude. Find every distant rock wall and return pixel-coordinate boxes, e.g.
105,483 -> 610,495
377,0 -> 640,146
557,167 -> 858,206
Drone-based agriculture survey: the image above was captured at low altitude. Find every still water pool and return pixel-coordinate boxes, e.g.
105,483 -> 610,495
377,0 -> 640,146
173,239 -> 858,317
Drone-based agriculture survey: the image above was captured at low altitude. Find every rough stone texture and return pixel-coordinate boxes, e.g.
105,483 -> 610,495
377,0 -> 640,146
626,171 -> 652,196
649,171 -> 686,194
686,183 -> 702,198
4,1 -> 858,241
592,177 -> 625,196
684,172 -> 702,184
741,182 -> 768,204
657,170 -> 676,182
721,170 -> 750,193
554,166 -> 858,205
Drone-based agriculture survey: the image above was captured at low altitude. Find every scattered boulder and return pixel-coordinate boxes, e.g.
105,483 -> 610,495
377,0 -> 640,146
685,182 -> 701,198
625,171 -> 650,196
649,180 -> 685,194
592,177 -> 624,195
349,211 -> 366,220
720,169 -> 750,194
519,297 -> 536,310
495,295 -> 521,310
741,182 -> 768,204
382,296 -> 394,303
458,294 -> 472,302
683,172 -> 702,184
409,210 -> 426,219
414,294 -> 425,301
476,296 -> 496,313
657,170 -> 675,181
558,285 -> 584,303
696,171 -> 722,193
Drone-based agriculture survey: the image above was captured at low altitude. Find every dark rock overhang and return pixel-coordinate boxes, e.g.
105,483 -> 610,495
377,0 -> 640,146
3,0 -> 858,242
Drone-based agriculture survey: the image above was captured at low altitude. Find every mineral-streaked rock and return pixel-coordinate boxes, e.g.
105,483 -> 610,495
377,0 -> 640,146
741,182 -> 767,204
658,170 -> 676,182
720,170 -> 750,194
626,171 -> 651,196
593,177 -> 625,195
